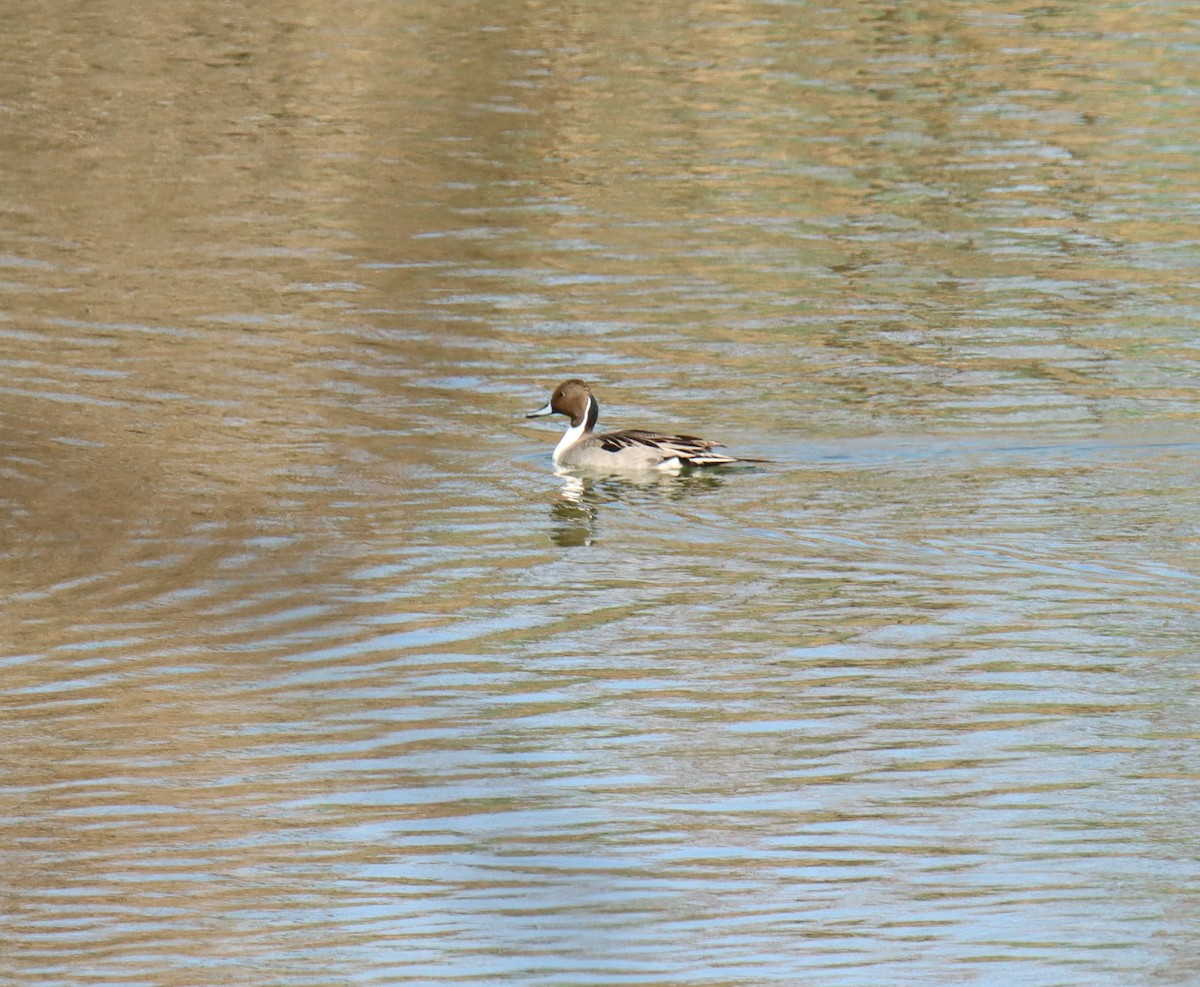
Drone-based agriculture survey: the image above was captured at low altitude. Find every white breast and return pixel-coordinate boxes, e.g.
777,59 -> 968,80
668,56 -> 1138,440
552,397 -> 593,463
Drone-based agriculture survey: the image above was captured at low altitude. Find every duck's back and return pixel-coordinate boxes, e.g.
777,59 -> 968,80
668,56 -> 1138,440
558,428 -> 737,469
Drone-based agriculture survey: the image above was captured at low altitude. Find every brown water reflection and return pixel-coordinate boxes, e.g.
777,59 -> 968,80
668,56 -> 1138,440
4,0 -> 1200,984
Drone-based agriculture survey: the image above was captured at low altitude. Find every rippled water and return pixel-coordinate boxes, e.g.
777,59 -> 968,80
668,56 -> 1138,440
4,1 -> 1200,984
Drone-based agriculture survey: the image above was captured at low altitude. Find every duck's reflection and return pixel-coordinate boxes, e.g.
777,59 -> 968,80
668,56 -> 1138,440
548,466 -> 730,546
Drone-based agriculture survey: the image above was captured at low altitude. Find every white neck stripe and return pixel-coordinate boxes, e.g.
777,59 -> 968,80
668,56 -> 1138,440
553,396 -> 593,463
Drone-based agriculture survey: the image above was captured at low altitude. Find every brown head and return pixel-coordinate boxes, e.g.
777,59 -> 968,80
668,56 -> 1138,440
526,379 -> 600,430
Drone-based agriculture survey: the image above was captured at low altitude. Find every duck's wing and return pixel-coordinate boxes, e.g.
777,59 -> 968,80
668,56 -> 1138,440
597,429 -> 739,465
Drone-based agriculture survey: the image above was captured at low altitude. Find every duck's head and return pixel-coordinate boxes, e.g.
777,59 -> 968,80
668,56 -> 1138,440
527,379 -> 598,429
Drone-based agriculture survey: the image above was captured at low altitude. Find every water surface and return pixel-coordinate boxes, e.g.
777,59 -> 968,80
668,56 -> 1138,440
3,1 -> 1200,984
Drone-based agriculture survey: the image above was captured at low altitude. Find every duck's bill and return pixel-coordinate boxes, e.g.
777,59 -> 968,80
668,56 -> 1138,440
526,400 -> 554,418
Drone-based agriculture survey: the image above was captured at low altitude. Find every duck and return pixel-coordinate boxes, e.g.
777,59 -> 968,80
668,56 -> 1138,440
526,378 -> 764,470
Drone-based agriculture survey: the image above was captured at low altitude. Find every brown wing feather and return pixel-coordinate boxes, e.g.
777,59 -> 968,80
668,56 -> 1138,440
596,429 -> 738,465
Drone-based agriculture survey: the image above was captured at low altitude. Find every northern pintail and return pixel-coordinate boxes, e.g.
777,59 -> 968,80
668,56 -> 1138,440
526,378 -> 764,470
